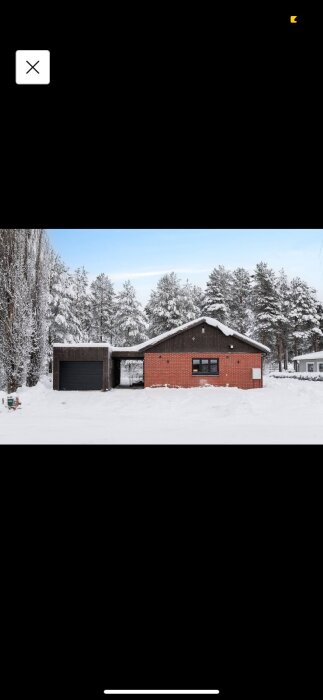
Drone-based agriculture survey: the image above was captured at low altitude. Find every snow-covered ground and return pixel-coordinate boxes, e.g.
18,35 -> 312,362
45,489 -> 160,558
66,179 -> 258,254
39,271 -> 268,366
0,375 -> 322,444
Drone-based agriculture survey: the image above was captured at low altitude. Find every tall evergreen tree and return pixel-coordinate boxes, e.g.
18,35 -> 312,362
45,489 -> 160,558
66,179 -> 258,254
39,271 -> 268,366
181,280 -> 204,321
229,267 -> 252,334
311,299 -> 323,351
289,277 -> 322,355
47,252 -> 76,370
316,302 -> 323,350
203,265 -> 232,323
145,272 -> 186,337
275,269 -> 292,370
114,280 -> 148,346
251,262 -> 281,350
90,273 -> 115,343
71,266 -> 91,342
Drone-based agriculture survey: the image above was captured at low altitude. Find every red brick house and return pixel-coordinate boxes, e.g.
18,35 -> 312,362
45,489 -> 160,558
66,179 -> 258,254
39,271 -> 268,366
53,318 -> 270,391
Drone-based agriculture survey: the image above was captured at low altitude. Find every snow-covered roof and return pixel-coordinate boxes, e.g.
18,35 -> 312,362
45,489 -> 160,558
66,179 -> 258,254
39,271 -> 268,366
53,343 -> 110,348
129,317 -> 271,353
293,351 -> 323,361
53,319 -> 271,354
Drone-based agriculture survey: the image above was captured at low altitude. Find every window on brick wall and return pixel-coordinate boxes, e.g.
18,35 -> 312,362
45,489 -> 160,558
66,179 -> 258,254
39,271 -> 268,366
192,358 -> 219,375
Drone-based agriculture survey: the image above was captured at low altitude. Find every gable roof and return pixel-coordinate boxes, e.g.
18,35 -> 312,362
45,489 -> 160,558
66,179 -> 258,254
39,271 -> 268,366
53,318 -> 271,354
293,351 -> 323,361
132,317 -> 271,353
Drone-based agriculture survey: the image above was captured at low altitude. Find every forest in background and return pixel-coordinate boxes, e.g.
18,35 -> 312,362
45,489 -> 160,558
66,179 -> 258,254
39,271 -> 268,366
1,229 -> 322,391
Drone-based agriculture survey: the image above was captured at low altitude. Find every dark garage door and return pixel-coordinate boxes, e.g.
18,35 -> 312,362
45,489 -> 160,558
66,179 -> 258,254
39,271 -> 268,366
59,361 -> 103,390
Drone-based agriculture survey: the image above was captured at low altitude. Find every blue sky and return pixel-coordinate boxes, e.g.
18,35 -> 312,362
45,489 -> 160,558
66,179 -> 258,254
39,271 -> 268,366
48,229 -> 323,303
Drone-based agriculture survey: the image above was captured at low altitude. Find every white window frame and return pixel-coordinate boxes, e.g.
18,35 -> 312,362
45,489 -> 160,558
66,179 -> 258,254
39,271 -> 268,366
306,362 -> 315,372
319,363 -> 323,373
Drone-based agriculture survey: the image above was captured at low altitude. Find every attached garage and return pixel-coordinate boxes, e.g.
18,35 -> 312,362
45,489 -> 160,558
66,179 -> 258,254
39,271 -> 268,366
53,345 -> 110,391
59,361 -> 103,390
53,318 -> 270,391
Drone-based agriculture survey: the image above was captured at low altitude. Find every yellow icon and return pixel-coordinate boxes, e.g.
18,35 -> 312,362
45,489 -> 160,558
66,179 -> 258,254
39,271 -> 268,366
290,16 -> 298,23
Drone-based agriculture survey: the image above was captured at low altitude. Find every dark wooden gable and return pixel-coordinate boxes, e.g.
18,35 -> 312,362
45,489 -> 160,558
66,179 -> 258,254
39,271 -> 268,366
146,322 -> 259,354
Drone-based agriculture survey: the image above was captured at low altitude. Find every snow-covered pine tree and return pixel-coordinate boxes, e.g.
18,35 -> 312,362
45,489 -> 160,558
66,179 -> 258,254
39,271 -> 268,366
275,269 -> 292,370
203,265 -> 232,323
90,273 -> 115,343
47,252 -> 76,370
317,301 -> 323,350
228,267 -> 252,335
71,267 -> 91,342
181,280 -> 204,322
145,272 -> 186,337
0,229 -> 33,392
251,262 -> 281,351
26,229 -> 51,386
311,299 -> 323,352
289,277 -> 323,355
114,280 -> 148,346
0,358 -> 5,391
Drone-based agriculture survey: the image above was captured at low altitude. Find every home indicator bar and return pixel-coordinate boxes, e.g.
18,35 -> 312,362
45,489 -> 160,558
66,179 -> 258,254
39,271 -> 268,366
103,692 -> 220,696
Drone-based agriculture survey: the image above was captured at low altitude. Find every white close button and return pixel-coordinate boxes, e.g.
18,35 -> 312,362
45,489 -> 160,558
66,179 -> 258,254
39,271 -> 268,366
16,50 -> 50,85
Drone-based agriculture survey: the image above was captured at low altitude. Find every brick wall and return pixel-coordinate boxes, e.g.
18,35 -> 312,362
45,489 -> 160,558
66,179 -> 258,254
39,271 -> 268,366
144,352 -> 263,389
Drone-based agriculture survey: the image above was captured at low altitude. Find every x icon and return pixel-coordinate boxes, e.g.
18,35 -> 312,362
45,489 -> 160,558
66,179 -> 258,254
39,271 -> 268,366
26,60 -> 40,74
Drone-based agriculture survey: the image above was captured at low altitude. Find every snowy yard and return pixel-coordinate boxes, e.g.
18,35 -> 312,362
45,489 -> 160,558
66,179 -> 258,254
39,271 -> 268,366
0,375 -> 322,444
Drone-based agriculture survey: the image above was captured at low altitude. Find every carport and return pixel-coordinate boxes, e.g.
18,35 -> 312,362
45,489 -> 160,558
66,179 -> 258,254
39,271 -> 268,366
110,351 -> 145,388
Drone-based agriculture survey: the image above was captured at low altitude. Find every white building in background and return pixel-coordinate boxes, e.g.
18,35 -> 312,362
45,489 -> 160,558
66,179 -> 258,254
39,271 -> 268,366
293,351 -> 323,373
